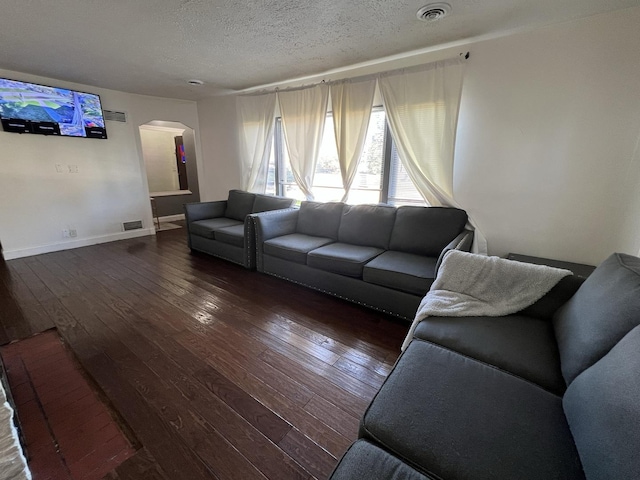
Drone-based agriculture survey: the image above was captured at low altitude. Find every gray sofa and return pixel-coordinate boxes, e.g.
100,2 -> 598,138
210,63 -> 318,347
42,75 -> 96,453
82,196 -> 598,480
252,201 -> 473,320
184,190 -> 294,269
330,253 -> 640,480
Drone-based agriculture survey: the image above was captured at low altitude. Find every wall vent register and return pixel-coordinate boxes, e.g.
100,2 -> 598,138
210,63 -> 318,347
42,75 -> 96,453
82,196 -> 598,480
122,220 -> 143,231
103,110 -> 127,123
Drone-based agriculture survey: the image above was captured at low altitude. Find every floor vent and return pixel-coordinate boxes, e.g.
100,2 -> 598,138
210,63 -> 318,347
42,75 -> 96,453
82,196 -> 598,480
123,220 -> 143,231
104,110 -> 127,123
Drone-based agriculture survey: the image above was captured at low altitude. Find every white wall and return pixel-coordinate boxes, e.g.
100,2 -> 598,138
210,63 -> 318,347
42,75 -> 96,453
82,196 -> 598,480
196,6 -> 640,266
0,69 -> 203,259
196,95 -> 241,201
618,130 -> 640,257
454,7 -> 640,265
140,127 -> 182,192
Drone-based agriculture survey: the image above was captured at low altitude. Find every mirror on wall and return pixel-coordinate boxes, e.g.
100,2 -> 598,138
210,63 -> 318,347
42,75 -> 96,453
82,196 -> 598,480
139,124 -> 190,194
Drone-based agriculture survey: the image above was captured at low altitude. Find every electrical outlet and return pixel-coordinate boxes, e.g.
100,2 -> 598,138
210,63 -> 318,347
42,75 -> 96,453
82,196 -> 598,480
62,229 -> 70,238
68,165 -> 79,173
69,229 -> 77,238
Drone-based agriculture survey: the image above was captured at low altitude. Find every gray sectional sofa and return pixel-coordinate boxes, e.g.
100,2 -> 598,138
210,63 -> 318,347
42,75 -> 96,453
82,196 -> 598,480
184,190 -> 294,269
252,201 -> 473,320
330,252 -> 640,480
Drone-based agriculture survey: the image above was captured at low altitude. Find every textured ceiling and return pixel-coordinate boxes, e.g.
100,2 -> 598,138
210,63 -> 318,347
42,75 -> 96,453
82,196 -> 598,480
1,0 -> 638,100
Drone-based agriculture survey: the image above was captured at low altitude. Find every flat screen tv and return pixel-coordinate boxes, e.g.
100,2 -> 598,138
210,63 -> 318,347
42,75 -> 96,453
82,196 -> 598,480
0,77 -> 107,138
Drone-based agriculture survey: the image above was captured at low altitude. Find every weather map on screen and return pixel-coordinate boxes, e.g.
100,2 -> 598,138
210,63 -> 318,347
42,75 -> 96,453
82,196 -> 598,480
0,78 -> 107,138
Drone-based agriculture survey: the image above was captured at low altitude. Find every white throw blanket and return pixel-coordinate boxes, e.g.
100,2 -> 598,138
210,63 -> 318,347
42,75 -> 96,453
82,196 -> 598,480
401,250 -> 572,351
0,381 -> 31,480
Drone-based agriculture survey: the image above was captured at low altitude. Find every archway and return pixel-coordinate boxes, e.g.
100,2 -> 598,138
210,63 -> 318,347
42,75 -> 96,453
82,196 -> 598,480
139,120 -> 201,226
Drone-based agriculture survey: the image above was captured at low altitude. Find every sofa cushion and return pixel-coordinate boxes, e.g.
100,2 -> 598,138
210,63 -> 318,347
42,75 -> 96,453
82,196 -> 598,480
297,201 -> 344,239
225,189 -> 256,221
389,206 -> 468,256
214,224 -> 245,248
413,315 -> 566,394
189,218 -> 243,239
307,243 -> 384,278
338,204 -> 396,249
263,233 -> 334,265
553,253 -> 640,385
361,339 -> 584,480
329,440 -> 433,480
563,325 -> 640,480
252,194 -> 294,213
363,251 -> 437,296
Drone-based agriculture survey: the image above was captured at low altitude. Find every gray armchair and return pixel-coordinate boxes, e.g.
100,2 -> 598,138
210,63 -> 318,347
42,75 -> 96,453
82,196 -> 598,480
184,190 -> 295,269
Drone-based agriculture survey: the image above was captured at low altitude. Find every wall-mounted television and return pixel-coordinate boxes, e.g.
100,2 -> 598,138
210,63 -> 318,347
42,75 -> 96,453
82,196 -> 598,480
0,77 -> 107,139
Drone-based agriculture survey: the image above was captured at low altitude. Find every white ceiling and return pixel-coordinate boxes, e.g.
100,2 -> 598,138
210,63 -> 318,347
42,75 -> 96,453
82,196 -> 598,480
1,0 -> 638,100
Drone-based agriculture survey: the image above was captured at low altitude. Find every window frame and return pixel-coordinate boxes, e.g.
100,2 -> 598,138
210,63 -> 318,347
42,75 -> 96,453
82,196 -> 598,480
271,107 -> 425,206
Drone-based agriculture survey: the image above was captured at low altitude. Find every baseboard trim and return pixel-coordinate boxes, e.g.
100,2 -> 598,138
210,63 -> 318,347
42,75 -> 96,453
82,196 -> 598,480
3,228 -> 156,260
158,213 -> 185,222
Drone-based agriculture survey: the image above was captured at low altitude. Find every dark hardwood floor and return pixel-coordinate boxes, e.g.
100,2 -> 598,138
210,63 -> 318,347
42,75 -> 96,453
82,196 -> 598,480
0,224 -> 409,479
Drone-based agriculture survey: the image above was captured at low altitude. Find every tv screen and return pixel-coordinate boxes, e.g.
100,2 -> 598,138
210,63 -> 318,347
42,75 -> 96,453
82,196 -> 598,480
0,77 -> 107,138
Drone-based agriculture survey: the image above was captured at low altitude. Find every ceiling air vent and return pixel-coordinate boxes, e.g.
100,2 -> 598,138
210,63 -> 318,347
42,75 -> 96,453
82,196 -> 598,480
416,3 -> 451,22
104,110 -> 127,123
123,220 -> 143,231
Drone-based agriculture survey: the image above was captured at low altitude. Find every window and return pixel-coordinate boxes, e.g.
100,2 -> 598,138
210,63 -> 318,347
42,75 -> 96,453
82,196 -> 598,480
268,108 -> 426,206
387,143 -> 427,206
347,108 -> 386,204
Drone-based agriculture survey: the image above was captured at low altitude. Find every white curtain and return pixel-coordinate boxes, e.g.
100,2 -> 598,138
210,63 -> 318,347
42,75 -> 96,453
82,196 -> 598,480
277,84 -> 329,200
236,93 -> 277,193
379,59 -> 487,253
330,79 -> 376,202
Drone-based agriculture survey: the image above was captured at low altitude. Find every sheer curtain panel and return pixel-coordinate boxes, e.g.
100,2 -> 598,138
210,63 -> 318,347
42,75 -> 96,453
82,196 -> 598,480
278,84 -> 329,200
330,79 -> 376,201
236,93 -> 277,193
379,58 -> 487,253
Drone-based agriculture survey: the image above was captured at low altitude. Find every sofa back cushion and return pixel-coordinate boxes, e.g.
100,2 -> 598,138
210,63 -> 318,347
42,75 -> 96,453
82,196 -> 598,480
389,206 -> 468,256
338,204 -> 396,249
252,194 -> 294,213
225,190 -> 256,221
553,253 -> 640,385
563,325 -> 640,480
297,201 -> 344,239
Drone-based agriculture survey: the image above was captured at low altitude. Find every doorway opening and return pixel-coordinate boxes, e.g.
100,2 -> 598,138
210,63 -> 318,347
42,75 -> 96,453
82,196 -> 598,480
139,121 -> 200,222
140,124 -> 189,194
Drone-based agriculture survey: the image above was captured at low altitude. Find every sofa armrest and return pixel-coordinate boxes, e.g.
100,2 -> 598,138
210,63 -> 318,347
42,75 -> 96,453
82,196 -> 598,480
251,208 -> 299,271
434,229 -> 474,276
184,200 -> 228,224
518,274 -> 585,320
252,208 -> 299,241
244,208 -> 295,270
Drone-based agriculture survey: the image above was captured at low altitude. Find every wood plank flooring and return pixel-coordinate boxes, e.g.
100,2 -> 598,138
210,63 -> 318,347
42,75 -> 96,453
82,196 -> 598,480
0,224 -> 409,479
1,330 -> 138,479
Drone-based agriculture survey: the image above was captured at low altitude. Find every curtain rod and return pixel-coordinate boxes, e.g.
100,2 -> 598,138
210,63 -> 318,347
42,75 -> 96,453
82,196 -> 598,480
239,51 -> 470,97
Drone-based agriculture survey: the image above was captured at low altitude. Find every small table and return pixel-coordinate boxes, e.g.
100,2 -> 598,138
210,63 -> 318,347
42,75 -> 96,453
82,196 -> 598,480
150,197 -> 160,229
507,253 -> 596,279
